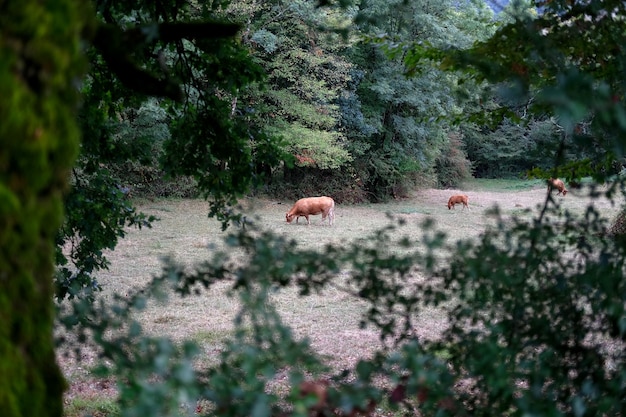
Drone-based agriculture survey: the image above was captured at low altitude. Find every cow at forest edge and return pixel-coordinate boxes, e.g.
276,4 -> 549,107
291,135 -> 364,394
286,196 -> 335,226
447,194 -> 470,210
548,178 -> 568,196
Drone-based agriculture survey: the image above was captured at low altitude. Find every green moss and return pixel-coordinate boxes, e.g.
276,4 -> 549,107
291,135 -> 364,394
0,2 -> 91,416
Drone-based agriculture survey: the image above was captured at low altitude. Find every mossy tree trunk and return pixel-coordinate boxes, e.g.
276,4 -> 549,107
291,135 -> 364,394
0,2 -> 89,416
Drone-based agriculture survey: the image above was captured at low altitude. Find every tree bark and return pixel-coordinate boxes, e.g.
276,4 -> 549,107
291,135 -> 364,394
0,2 -> 88,416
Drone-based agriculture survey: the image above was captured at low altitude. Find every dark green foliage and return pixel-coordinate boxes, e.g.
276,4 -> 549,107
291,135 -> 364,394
55,166 -> 156,301
426,204 -> 625,416
435,133 -> 473,187
163,95 -> 257,225
336,69 -> 376,141
342,0 -> 495,200
56,87 -> 162,301
461,118 -> 562,178
269,166 -> 370,204
405,0 -> 626,183
56,0 -> 285,298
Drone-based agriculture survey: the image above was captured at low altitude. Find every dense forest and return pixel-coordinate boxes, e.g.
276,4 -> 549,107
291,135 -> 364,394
76,0 -> 569,203
2,0 -> 626,416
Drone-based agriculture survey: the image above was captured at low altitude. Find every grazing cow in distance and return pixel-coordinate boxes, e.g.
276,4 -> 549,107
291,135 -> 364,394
447,194 -> 470,210
286,196 -> 335,226
548,178 -> 568,196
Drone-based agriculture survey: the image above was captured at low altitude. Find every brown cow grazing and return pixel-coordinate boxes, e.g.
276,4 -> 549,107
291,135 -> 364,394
286,196 -> 335,225
447,194 -> 470,210
548,178 -> 568,196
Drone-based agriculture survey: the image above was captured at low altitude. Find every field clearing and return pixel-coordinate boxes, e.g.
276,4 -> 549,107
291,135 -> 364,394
58,181 -> 621,411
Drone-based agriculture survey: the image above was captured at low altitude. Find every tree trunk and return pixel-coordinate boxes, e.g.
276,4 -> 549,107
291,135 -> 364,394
0,2 -> 88,416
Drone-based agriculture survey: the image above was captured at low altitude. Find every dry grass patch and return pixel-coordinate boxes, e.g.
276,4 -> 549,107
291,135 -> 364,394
59,183 -> 621,413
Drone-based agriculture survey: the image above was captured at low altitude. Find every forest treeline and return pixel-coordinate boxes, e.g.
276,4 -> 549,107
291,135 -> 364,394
81,0 -> 595,206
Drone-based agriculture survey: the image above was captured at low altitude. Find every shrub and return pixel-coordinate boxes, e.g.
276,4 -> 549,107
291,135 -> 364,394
435,133 -> 473,188
265,166 -> 370,204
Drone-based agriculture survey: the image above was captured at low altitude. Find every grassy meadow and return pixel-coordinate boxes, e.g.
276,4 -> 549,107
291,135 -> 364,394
59,179 -> 620,416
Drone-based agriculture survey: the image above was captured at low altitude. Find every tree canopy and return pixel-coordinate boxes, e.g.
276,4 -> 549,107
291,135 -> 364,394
403,0 -> 626,180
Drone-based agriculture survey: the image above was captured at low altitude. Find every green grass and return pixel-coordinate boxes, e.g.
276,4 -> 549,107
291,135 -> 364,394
462,178 -> 544,191
64,397 -> 119,417
192,329 -> 235,345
